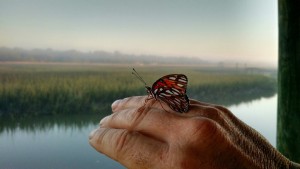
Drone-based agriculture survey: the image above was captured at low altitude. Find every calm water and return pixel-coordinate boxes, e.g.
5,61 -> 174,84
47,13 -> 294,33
0,95 -> 277,169
229,94 -> 277,146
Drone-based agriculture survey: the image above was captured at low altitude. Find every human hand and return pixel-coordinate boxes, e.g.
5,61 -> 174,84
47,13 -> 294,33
89,96 -> 298,169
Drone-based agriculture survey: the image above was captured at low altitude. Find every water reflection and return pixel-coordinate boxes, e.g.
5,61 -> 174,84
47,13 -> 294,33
0,114 -> 101,134
0,114 -> 125,169
229,95 -> 277,146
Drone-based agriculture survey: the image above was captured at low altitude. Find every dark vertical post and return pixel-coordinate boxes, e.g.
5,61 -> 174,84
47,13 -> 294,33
277,0 -> 300,163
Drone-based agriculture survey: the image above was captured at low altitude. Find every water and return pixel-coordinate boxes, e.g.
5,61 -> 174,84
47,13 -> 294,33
0,95 -> 277,169
229,94 -> 277,146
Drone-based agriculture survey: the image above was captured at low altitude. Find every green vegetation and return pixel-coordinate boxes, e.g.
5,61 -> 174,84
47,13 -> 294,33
0,63 -> 276,117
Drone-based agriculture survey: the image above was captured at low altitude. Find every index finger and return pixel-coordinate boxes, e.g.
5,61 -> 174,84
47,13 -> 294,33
112,96 -> 148,112
112,96 -> 220,114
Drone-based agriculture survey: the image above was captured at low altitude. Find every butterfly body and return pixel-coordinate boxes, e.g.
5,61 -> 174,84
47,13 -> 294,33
146,74 -> 189,113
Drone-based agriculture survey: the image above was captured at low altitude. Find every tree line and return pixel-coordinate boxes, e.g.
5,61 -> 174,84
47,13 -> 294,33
0,47 -> 207,65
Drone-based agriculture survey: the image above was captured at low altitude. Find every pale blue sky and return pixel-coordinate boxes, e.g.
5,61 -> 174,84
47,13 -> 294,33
0,0 -> 278,66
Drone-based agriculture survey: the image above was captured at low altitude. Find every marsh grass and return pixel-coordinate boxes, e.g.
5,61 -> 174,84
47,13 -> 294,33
0,64 -> 276,116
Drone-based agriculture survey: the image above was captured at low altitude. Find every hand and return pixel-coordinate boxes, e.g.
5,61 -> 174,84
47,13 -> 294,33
89,96 -> 298,169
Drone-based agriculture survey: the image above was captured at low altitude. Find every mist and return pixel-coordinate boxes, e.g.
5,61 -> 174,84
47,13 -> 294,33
0,0 -> 278,67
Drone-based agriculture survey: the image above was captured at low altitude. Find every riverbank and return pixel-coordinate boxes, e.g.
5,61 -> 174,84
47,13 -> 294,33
0,63 -> 276,117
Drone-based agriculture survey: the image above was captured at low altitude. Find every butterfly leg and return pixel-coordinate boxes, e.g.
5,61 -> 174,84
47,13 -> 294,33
137,94 -> 153,113
144,94 -> 154,104
157,99 -> 171,113
145,95 -> 171,113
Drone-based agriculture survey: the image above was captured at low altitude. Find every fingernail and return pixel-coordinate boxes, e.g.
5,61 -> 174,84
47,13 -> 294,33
89,128 -> 98,140
99,116 -> 109,126
111,99 -> 121,110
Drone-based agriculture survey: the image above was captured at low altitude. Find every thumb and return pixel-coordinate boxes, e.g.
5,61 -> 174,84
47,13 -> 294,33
89,127 -> 167,169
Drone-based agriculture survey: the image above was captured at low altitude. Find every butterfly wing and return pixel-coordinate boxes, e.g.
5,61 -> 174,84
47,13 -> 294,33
151,74 -> 189,113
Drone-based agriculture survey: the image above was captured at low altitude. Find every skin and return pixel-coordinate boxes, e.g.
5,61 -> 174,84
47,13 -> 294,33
89,96 -> 300,169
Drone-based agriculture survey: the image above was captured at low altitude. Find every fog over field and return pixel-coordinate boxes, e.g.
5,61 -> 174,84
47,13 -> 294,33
0,47 -> 276,68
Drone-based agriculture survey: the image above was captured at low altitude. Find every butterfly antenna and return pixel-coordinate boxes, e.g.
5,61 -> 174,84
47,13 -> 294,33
132,68 -> 147,86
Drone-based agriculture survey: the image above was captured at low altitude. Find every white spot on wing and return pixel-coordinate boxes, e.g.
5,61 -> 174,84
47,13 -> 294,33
169,76 -> 176,80
178,79 -> 186,83
166,90 -> 173,94
160,93 -> 171,97
172,88 -> 180,93
173,91 -> 179,95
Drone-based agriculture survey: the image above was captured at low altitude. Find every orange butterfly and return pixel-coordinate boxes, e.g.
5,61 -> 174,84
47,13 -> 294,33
132,68 -> 189,113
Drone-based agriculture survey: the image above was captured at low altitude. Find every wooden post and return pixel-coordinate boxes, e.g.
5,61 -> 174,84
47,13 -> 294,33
277,0 -> 300,163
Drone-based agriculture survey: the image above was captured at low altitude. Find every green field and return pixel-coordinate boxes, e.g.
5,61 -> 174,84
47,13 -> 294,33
0,63 -> 276,117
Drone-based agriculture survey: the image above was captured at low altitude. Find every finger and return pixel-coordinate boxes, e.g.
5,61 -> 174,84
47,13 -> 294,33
111,96 -> 234,132
111,96 -> 231,132
100,106 -> 184,142
113,95 -> 189,114
112,96 -> 148,112
89,127 -> 167,169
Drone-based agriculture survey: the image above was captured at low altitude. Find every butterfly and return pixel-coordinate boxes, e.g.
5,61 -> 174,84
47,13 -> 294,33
132,68 -> 189,113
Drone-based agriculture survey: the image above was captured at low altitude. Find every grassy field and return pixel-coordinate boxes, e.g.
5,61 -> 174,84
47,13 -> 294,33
0,63 -> 276,117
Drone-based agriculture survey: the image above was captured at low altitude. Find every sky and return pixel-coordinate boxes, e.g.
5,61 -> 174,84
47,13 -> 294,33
0,0 -> 278,66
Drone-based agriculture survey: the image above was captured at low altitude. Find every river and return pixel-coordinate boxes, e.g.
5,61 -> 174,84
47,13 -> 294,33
0,95 -> 277,169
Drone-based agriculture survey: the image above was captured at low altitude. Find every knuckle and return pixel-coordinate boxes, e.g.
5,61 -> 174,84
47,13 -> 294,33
202,107 -> 226,125
215,105 -> 230,113
130,107 -> 149,124
114,130 -> 132,156
187,118 -> 220,140
206,107 -> 222,119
